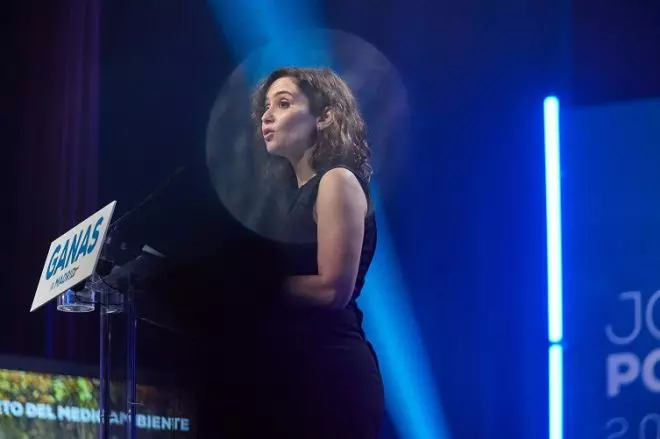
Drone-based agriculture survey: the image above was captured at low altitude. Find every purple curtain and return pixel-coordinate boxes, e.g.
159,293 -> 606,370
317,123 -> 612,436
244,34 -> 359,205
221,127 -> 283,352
11,0 -> 100,361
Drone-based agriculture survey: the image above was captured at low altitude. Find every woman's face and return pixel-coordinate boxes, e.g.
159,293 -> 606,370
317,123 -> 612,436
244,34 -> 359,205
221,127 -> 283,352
261,77 -> 317,160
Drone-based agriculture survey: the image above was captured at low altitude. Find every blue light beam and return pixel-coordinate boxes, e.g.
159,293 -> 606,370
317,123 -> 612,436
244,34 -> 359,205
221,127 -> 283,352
361,186 -> 450,439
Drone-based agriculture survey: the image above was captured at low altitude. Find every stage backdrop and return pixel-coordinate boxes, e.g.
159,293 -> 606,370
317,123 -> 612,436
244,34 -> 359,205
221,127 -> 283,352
563,97 -> 660,439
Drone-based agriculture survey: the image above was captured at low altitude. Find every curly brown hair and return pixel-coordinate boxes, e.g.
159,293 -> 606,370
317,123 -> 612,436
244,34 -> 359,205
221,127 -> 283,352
251,67 -> 372,183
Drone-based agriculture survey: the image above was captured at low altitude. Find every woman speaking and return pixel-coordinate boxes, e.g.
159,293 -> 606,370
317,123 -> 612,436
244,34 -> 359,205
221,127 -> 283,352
201,67 -> 384,439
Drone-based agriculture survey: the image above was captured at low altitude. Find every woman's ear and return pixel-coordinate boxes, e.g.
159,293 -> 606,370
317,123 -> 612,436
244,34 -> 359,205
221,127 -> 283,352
317,107 -> 334,130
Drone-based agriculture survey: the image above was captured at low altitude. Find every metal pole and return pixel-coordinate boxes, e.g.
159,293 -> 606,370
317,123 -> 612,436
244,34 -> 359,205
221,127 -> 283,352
99,302 -> 111,439
126,282 -> 138,439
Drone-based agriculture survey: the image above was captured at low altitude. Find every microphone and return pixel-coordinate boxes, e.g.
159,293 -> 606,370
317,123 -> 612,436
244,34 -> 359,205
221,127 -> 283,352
106,165 -> 188,238
70,167 -> 188,299
99,165 -> 188,268
65,166 -> 189,296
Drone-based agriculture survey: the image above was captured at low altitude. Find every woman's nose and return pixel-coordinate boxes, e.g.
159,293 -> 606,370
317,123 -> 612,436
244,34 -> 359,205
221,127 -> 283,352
262,109 -> 274,123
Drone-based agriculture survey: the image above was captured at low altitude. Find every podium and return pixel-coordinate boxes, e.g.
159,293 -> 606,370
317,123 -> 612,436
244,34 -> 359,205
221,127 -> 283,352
31,201 -> 172,439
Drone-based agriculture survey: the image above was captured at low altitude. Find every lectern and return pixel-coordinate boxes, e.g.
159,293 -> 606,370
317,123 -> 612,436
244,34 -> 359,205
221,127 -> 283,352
31,201 -> 167,439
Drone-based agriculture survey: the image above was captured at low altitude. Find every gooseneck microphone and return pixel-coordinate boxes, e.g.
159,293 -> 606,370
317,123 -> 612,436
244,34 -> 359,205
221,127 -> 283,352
94,165 -> 189,276
106,165 -> 188,238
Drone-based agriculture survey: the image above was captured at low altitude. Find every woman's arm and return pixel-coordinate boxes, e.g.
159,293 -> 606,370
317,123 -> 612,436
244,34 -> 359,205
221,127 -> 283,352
284,167 -> 367,308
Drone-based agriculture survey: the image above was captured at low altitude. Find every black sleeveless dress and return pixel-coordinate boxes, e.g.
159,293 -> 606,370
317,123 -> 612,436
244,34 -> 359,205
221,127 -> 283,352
255,166 -> 383,438
197,166 -> 383,438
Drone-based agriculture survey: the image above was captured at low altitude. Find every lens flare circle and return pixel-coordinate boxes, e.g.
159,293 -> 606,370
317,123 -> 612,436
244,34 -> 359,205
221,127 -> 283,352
206,29 -> 409,242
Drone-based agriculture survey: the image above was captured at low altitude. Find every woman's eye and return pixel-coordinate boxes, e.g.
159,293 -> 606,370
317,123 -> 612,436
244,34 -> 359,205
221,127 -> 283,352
278,100 -> 290,109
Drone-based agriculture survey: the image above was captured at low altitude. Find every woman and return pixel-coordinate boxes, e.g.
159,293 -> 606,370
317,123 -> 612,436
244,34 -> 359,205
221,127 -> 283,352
201,67 -> 383,439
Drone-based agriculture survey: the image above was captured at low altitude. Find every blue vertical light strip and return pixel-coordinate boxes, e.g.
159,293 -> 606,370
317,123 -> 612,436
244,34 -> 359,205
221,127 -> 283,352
544,96 -> 563,439
549,345 -> 564,439
544,96 -> 563,344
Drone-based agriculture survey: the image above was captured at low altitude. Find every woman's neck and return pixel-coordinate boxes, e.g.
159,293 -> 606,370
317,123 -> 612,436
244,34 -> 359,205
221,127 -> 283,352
290,149 -> 317,188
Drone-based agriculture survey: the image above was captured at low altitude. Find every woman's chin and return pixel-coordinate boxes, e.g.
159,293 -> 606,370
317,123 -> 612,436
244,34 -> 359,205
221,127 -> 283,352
266,143 -> 283,155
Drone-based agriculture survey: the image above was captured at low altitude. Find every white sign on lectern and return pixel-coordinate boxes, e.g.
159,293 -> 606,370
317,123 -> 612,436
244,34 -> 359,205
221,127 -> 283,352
31,201 -> 117,312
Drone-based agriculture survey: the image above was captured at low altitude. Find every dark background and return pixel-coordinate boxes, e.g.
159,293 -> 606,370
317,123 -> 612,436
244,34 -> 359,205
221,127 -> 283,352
4,0 -> 660,437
